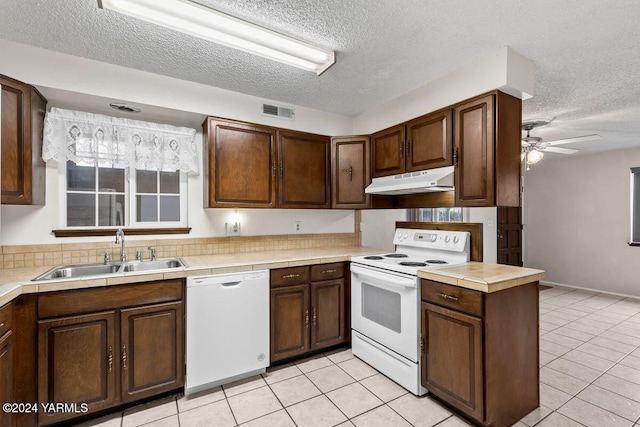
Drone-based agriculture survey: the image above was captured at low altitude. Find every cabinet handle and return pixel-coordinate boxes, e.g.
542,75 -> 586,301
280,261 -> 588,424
453,147 -> 459,166
420,335 -> 424,355
122,344 -> 127,369
305,309 -> 309,328
282,273 -> 300,279
272,161 -> 277,176
406,140 -> 411,157
280,162 -> 284,178
349,166 -> 353,181
313,307 -> 317,326
321,269 -> 337,274
399,142 -> 404,158
437,292 -> 459,302
108,346 -> 113,373
0,322 -> 4,328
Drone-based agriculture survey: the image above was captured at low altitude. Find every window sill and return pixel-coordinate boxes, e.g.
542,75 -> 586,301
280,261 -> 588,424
52,227 -> 192,238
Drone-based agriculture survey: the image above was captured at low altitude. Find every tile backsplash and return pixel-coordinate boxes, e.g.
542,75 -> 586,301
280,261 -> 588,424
0,232 -> 360,269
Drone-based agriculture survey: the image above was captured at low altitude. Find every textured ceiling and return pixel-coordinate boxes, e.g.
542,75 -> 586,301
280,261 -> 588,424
1,0 -> 640,158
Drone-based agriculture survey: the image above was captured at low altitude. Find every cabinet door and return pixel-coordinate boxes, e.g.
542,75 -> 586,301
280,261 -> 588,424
0,75 -> 46,205
203,118 -> 277,208
310,279 -> 345,350
270,285 -> 309,362
38,311 -> 116,425
371,125 -> 405,178
497,207 -> 523,266
331,136 -> 370,208
278,130 -> 331,208
423,302 -> 483,421
120,301 -> 184,403
0,331 -> 13,427
405,108 -> 453,172
454,94 -> 495,206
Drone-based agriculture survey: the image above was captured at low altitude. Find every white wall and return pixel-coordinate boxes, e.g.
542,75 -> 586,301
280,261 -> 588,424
523,147 -> 640,297
361,210 -> 408,251
467,207 -> 497,264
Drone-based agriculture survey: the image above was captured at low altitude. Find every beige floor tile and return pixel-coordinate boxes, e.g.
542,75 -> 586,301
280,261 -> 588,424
223,376 -> 268,397
539,322 -> 560,332
562,349 -> 616,371
519,405 -> 552,426
227,386 -> 282,424
575,342 -> 627,362
621,355 -> 640,370
325,348 -> 355,364
540,315 -> 571,327
539,351 -> 557,367
552,326 -> 596,341
359,374 -> 408,402
123,398 -> 177,427
286,395 -> 347,427
351,404 -> 411,427
564,321 -> 607,336
262,364 -> 303,385
577,385 -> 640,421
141,415 -> 179,427
177,387 -> 226,412
535,412 -> 584,426
295,355 -> 334,373
306,364 -> 355,393
178,400 -> 235,427
435,416 -> 474,426
600,331 -> 640,347
546,358 -> 603,382
326,382 -> 383,418
611,326 -> 640,340
541,332 -> 584,349
558,397 -> 631,427
593,374 -> 640,402
540,339 -> 573,357
608,364 -> 640,386
239,409 -> 295,427
588,336 -> 637,354
387,394 -> 451,427
337,357 -> 378,381
540,383 -> 572,410
270,375 -> 322,407
75,413 -> 122,427
540,367 -> 589,395
336,422 -> 355,427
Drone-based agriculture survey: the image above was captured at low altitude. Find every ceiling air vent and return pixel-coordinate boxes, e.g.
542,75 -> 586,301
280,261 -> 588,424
262,102 -> 295,120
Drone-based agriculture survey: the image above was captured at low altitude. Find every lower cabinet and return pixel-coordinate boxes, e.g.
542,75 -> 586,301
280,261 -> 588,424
0,302 -> 14,427
270,263 -> 347,363
37,280 -> 184,426
421,279 -> 539,427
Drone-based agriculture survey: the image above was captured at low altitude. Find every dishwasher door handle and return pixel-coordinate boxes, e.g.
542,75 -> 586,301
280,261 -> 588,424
220,281 -> 241,287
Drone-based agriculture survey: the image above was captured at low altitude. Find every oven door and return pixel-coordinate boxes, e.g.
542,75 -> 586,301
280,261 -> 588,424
350,263 -> 420,362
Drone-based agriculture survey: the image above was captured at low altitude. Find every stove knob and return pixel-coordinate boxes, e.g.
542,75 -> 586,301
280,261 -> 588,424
430,235 -> 437,242
403,233 -> 409,239
453,236 -> 459,244
444,236 -> 451,243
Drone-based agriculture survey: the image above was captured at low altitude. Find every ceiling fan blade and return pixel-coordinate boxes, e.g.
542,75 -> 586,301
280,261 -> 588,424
544,146 -> 579,155
546,134 -> 601,146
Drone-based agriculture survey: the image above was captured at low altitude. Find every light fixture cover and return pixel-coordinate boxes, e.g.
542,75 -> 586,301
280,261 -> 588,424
97,0 -> 335,75
526,149 -> 544,165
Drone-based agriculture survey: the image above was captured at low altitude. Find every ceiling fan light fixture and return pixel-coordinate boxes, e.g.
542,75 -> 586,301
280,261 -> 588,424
527,148 -> 544,165
97,0 -> 336,75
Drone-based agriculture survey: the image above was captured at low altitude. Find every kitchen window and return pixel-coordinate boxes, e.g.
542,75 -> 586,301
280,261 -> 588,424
408,207 -> 464,222
43,108 -> 197,233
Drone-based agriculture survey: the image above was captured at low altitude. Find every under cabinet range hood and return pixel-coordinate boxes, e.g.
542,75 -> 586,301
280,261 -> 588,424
365,166 -> 454,195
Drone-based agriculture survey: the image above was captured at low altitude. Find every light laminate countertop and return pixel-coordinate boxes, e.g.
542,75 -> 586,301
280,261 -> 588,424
418,261 -> 545,293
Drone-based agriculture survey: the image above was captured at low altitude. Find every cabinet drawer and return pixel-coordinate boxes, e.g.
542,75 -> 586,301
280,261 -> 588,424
0,302 -> 13,337
271,267 -> 309,288
422,280 -> 483,317
310,263 -> 344,281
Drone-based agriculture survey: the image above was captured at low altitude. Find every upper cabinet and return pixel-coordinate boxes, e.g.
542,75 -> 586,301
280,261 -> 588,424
203,117 -> 277,208
454,91 -> 521,207
371,108 -> 453,178
331,136 -> 370,209
278,129 -> 331,209
0,74 -> 47,205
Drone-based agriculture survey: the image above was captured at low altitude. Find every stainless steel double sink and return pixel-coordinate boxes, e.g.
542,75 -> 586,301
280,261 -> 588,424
32,258 -> 187,281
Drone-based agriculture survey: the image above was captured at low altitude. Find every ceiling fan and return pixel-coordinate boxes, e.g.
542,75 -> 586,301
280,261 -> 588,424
521,119 -> 601,170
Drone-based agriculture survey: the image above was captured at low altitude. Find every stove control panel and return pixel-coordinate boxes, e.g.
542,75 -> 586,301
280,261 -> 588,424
393,229 -> 469,252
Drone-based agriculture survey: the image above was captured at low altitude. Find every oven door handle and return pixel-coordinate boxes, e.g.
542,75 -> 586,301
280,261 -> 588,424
350,264 -> 417,289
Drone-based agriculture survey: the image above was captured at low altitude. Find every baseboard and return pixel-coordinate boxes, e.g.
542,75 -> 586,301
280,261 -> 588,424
540,280 -> 640,301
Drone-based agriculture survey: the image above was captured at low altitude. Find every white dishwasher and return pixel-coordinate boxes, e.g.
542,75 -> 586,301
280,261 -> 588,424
185,270 -> 269,396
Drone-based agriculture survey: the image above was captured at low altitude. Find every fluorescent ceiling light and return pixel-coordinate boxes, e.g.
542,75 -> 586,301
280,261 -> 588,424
97,0 -> 336,75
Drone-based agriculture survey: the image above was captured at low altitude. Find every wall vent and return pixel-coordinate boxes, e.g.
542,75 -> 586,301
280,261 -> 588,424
262,102 -> 295,120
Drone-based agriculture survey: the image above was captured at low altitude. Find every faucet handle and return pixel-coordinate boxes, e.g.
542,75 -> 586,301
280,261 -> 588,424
104,252 -> 111,265
148,246 -> 157,261
136,250 -> 144,261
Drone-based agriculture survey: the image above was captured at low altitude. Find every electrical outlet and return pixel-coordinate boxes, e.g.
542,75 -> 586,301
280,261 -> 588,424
225,222 -> 241,236
294,220 -> 302,233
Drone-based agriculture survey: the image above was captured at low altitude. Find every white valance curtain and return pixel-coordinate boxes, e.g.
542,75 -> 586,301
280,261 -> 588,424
43,108 -> 198,173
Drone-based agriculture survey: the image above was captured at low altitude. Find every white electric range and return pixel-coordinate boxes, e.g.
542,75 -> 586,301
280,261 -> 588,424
350,228 -> 470,395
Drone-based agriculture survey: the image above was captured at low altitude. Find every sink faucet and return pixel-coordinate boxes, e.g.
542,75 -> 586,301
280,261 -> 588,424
115,228 -> 126,262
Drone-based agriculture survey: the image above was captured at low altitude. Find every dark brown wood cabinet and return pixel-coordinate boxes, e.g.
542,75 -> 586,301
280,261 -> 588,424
0,74 -> 47,205
278,129 -> 331,209
371,108 -> 453,178
0,302 -> 14,427
454,91 -> 521,207
331,136 -> 370,209
421,279 -> 539,427
497,207 -> 523,266
203,117 -> 277,208
36,280 -> 184,425
270,263 -> 347,363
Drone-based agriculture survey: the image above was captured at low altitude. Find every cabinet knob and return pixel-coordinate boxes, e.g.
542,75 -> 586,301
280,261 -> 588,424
349,166 -> 353,181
